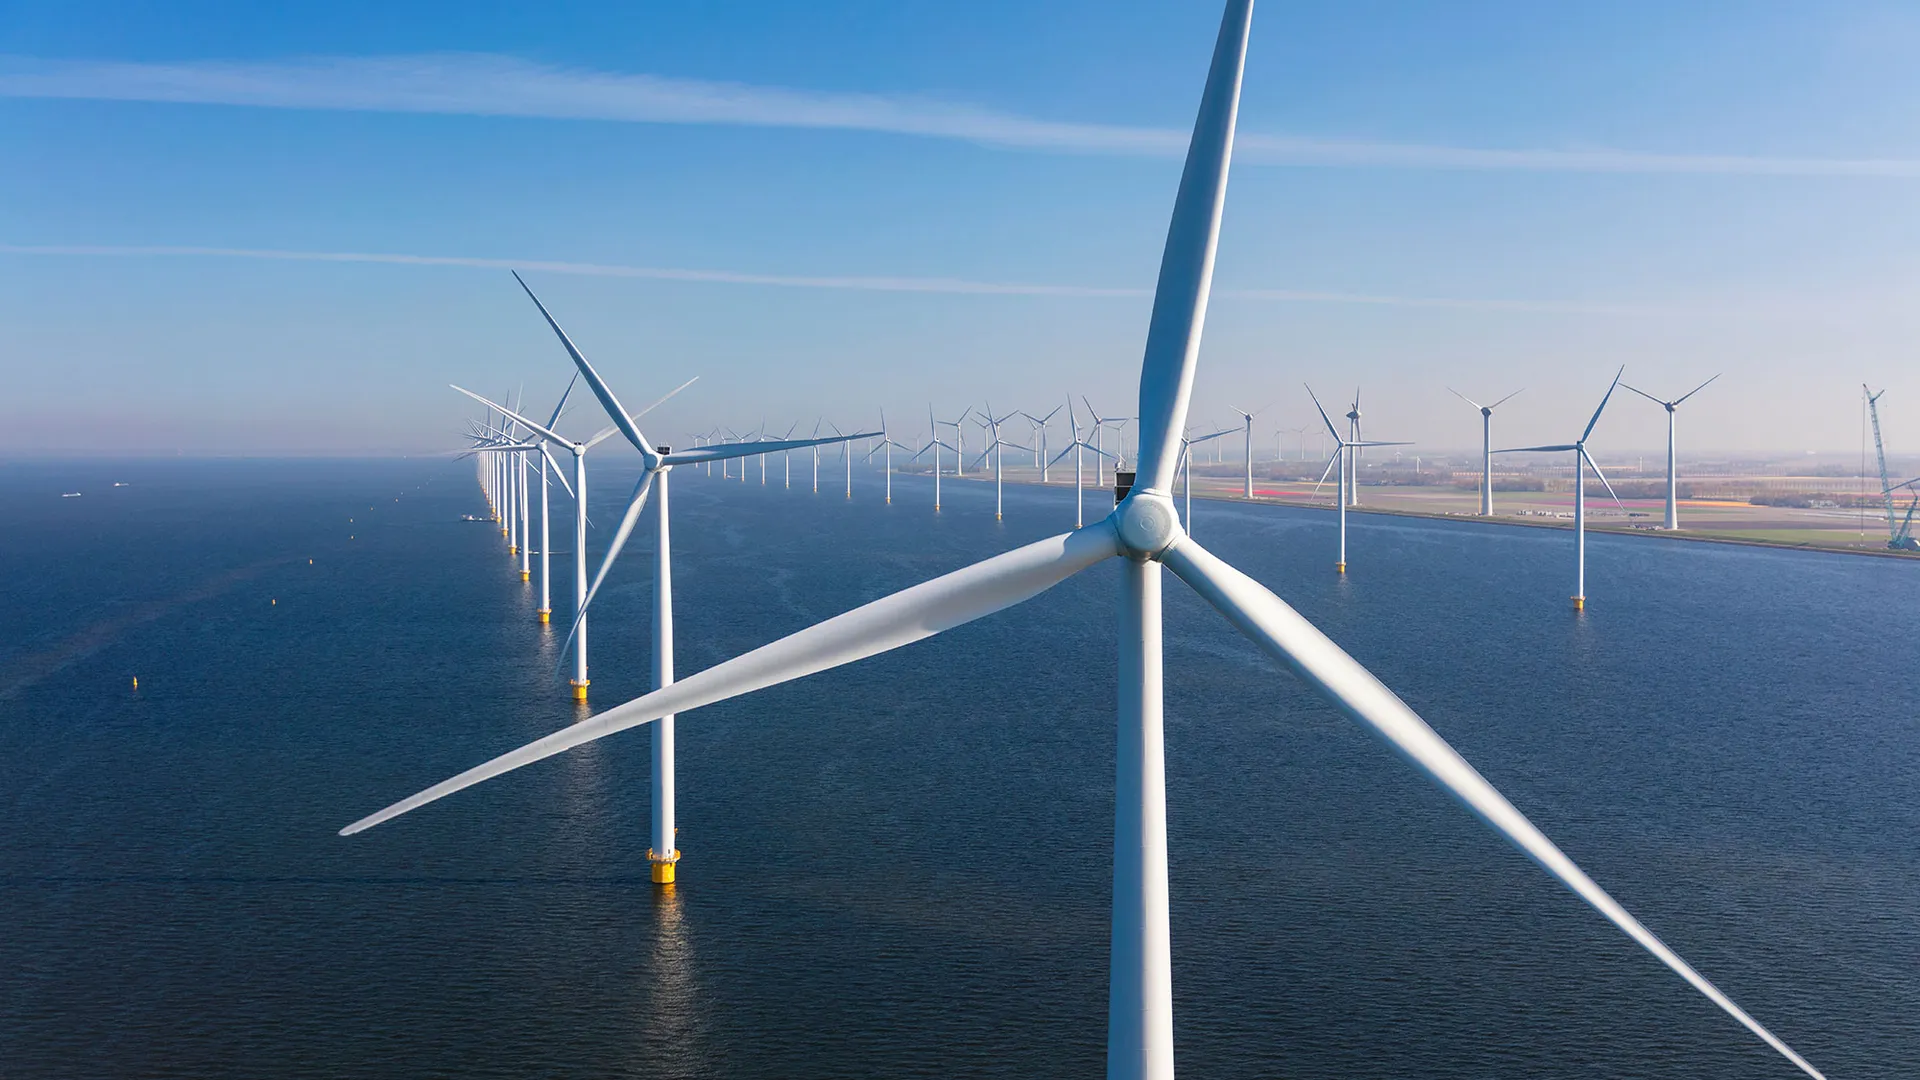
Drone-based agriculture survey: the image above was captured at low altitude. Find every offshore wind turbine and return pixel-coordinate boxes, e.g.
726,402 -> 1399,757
1448,387 -> 1524,517
494,275 -> 864,882
915,404 -> 958,512
864,411 -> 911,505
1309,386 -> 1409,574
1083,398 -> 1130,488
346,10 -> 1823,1077
1231,405 -> 1266,498
1495,367 -> 1627,611
972,405 -> 1032,521
1050,396 -> 1115,529
1022,405 -> 1062,482
1623,375 -> 1719,530
934,407 -> 972,478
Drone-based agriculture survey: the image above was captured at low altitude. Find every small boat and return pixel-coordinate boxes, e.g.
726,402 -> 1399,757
113,482 -> 131,487
459,514 -> 487,522
61,492 -> 82,498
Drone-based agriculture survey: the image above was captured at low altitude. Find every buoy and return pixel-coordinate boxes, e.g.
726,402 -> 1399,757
131,676 -> 138,689
271,598 -> 277,606
309,559 -> 313,565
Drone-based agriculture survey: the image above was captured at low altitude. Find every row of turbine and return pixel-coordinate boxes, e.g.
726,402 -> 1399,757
366,5 -> 1817,1075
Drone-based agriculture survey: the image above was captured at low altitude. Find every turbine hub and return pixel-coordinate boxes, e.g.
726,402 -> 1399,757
1113,491 -> 1180,557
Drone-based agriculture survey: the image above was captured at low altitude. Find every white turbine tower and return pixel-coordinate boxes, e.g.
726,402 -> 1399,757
1623,375 -> 1719,531
1448,387 -> 1524,517
972,405 -> 1033,522
1083,398 -> 1130,489
1308,386 -> 1409,575
345,7 -> 1823,1079
464,376 -> 582,619
1231,405 -> 1265,498
1495,367 -> 1626,611
864,411 -> 911,505
934,407 -> 972,479
480,277 -> 866,883
1048,397 -> 1114,529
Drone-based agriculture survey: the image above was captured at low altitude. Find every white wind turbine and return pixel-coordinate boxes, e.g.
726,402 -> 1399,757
914,405 -> 958,512
463,377 -> 583,613
345,7 -> 1823,1078
934,407 -> 972,478
972,405 -> 1033,521
1083,397 -> 1130,489
1022,405 -> 1063,482
1495,367 -> 1626,611
480,276 -> 866,882
1049,396 -> 1117,529
1179,426 -> 1233,531
1448,386 -> 1524,517
1622,375 -> 1719,531
1231,405 -> 1266,499
777,422 -> 799,489
864,411 -> 911,505
1308,386 -> 1409,575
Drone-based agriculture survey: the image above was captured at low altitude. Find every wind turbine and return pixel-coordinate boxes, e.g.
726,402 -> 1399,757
1344,391 -> 1364,506
1622,375 -> 1718,530
491,274 -> 865,882
1308,386 -> 1409,574
1448,387 -> 1524,517
1022,405 -> 1062,482
1083,398 -> 1130,489
915,404 -> 958,512
1495,367 -> 1626,610
829,421 -> 855,499
465,375 -> 581,613
1180,426 -> 1233,531
934,407 -> 972,479
1049,396 -> 1116,529
972,405 -> 1033,521
345,7 -> 1823,1079
864,411 -> 911,505
1231,405 -> 1266,499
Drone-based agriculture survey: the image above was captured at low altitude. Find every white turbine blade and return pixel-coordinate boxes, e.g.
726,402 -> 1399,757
1447,387 -> 1484,411
1192,429 -> 1233,446
1353,440 -> 1413,448
663,432 -> 880,467
1311,449 -> 1340,497
1132,0 -> 1250,495
1306,385 -> 1344,441
1491,387 -> 1525,409
539,446 -> 575,500
553,471 -> 655,670
450,385 -> 567,446
1674,373 -> 1721,406
1495,444 -> 1578,454
1583,449 -> 1625,509
512,271 -> 654,457
1582,365 -> 1626,443
631,376 -> 699,422
544,370 -> 580,430
343,524 -> 1122,836
1621,383 -> 1665,406
583,424 -> 624,451
1047,444 -> 1078,469
1161,538 -> 1826,1080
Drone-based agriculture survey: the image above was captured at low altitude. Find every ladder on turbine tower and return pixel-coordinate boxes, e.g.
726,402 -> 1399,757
1865,385 -> 1920,551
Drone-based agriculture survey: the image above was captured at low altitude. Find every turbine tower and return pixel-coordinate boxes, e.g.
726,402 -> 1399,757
1022,405 -> 1062,482
913,407 -> 957,513
1049,396 -> 1115,528
346,7 -> 1824,1079
1622,375 -> 1718,530
1447,387 -> 1523,516
1179,427 -> 1233,531
1495,367 -> 1626,610
972,405 -> 1032,521
1231,405 -> 1265,498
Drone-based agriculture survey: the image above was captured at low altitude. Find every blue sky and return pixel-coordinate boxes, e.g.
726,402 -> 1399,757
4,0 -> 1918,456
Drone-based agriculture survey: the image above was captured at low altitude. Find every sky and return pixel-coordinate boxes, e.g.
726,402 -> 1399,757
4,0 -> 1919,458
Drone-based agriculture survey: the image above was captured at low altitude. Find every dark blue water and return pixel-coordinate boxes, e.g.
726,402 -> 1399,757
2,458 -> 1913,1078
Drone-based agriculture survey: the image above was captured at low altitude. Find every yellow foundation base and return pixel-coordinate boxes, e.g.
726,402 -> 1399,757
538,609 -> 550,624
649,849 -> 681,884
509,545 -> 518,555
570,679 -> 589,701
520,570 -> 529,581
1572,596 -> 1585,611
1336,562 -> 1347,574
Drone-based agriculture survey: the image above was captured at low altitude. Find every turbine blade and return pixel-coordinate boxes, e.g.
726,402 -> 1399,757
1160,537 -> 1826,1080
554,471 -> 654,671
512,271 -> 654,457
1311,448 -> 1340,497
1447,387 -> 1484,411
1306,385 -> 1343,440
1494,444 -> 1578,454
343,524 -> 1122,836
1621,383 -> 1665,406
545,370 -> 580,430
1674,373 -> 1720,406
631,376 -> 699,422
662,433 -> 881,467
1584,449 -> 1625,509
1490,387 -> 1525,409
450,385 -> 567,447
1581,365 -> 1625,443
583,425 -> 624,451
1131,0 -> 1253,495
540,447 -> 575,500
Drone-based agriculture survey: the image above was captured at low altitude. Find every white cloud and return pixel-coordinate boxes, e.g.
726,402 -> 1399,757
5,53 -> 1920,177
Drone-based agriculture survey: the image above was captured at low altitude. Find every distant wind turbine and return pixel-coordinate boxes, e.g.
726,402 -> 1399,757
1448,387 -> 1524,516
1495,367 -> 1626,610
1622,375 -> 1719,530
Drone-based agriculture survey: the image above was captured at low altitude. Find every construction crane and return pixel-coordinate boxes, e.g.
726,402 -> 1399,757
1864,384 -> 1920,551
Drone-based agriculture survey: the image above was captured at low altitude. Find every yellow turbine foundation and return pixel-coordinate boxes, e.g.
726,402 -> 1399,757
571,679 -> 589,701
538,609 -> 550,624
520,570 -> 529,581
1335,562 -> 1347,574
649,849 -> 681,885
1572,596 -> 1585,611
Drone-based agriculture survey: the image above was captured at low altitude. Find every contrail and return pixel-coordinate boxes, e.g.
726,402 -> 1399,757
0,243 -> 1700,315
4,53 -> 1918,178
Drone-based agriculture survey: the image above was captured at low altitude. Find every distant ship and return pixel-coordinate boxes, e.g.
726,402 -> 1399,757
113,482 -> 131,487
61,492 -> 81,498
459,514 -> 488,522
